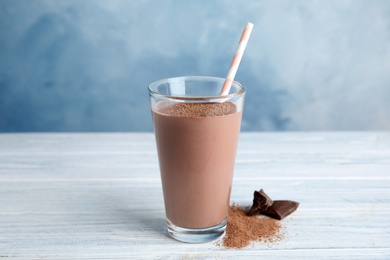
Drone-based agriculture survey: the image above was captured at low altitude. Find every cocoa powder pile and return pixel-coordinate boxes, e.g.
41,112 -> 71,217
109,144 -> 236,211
160,102 -> 237,117
222,205 -> 283,249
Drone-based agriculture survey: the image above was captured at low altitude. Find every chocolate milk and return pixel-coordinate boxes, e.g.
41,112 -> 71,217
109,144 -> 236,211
152,102 -> 242,229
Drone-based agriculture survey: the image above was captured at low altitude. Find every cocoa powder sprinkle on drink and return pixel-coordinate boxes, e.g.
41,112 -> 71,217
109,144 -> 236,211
222,205 -> 283,249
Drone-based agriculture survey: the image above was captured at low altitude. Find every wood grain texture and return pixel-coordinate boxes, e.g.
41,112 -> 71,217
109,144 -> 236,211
0,132 -> 389,259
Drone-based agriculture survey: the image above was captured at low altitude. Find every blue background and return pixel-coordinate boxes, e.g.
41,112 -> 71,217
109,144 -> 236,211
1,0 -> 389,132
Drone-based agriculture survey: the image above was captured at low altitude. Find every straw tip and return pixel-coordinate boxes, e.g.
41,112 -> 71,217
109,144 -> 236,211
246,22 -> 254,27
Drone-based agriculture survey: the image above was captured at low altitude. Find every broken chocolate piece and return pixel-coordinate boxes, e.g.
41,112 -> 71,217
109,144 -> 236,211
247,189 -> 273,216
262,200 -> 299,220
247,189 -> 300,220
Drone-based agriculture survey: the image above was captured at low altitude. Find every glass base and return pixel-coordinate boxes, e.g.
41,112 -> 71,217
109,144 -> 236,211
166,218 -> 226,243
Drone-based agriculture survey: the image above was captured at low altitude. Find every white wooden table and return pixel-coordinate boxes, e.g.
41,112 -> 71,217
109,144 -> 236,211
0,132 -> 389,259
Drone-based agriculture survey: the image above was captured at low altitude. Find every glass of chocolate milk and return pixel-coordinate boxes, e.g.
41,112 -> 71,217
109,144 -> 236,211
149,76 -> 245,243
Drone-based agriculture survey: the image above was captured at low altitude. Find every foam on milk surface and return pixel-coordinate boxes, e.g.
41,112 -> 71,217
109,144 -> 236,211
157,102 -> 237,118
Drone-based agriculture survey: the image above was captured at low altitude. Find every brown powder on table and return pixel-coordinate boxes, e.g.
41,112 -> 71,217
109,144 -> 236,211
222,205 -> 283,249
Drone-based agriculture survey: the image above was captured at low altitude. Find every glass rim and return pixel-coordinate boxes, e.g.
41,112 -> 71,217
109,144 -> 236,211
148,76 -> 246,101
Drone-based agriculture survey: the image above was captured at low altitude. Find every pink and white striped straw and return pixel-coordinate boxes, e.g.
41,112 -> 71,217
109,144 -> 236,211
220,22 -> 254,96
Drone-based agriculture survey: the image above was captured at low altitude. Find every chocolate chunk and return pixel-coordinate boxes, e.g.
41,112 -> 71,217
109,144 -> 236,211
247,189 -> 300,220
262,200 -> 300,220
247,189 -> 273,216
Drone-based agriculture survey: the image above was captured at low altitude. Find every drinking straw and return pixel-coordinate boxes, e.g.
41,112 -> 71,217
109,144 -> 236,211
220,22 -> 254,96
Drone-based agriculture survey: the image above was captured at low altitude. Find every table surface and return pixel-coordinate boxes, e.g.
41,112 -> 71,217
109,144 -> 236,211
0,132 -> 389,259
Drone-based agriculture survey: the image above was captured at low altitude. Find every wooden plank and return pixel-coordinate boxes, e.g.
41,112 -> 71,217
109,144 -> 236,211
0,133 -> 389,259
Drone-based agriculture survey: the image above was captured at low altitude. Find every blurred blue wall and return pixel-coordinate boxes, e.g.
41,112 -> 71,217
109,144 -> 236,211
1,0 -> 389,132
